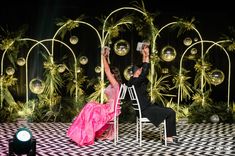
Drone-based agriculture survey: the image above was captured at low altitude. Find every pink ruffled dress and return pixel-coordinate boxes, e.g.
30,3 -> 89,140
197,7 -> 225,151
67,84 -> 120,146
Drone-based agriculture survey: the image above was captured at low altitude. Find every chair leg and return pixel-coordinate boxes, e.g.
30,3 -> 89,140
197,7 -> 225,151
136,118 -> 139,142
114,118 -> 117,145
163,120 -> 167,146
116,118 -> 119,142
139,121 -> 142,147
159,123 -> 163,141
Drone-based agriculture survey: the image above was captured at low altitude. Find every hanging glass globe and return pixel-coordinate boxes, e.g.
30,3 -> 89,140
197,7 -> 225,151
69,35 -> 78,45
123,65 -> 132,80
79,56 -> 88,65
194,37 -> 198,42
190,48 -> 197,55
160,45 -> 177,62
95,66 -> 101,73
183,37 -> 192,46
29,78 -> 45,94
161,68 -> 169,74
17,57 -> 26,66
210,114 -> 219,123
76,67 -> 82,73
6,67 -> 15,75
57,64 -> 66,73
187,54 -> 196,60
209,69 -> 225,86
114,39 -> 130,56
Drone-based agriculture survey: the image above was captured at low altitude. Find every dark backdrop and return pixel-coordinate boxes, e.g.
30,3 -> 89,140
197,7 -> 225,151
1,0 -> 235,101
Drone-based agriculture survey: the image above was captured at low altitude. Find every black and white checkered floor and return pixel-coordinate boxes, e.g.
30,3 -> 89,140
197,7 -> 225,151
0,122 -> 234,156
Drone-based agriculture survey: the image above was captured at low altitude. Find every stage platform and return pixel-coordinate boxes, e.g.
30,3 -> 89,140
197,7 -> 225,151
0,122 -> 234,155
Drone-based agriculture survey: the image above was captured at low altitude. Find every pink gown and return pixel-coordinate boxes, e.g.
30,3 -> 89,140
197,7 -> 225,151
67,84 -> 120,146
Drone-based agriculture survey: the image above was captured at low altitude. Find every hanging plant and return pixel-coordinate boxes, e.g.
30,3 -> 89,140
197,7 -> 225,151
171,68 -> 194,101
170,17 -> 197,38
147,73 -> 175,106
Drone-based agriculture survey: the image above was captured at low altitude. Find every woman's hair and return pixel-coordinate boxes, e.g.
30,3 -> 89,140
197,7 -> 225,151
110,66 -> 122,85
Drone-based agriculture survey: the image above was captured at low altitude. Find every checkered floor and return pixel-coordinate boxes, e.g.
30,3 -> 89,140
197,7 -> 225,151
0,121 -> 234,156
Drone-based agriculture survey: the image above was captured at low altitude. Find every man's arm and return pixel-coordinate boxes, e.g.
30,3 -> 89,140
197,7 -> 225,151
140,45 -> 150,77
142,45 -> 149,63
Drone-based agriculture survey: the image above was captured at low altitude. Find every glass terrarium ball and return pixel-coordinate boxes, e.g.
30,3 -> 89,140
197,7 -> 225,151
76,67 -> 82,73
123,65 -> 132,80
114,39 -> 130,56
17,57 -> 26,66
29,78 -> 45,94
183,37 -> 192,46
161,68 -> 169,74
190,48 -> 197,55
6,67 -> 15,75
79,56 -> 88,65
210,114 -> 219,123
160,45 -> 177,62
209,69 -> 225,86
57,64 -> 66,73
95,66 -> 101,73
69,35 -> 78,45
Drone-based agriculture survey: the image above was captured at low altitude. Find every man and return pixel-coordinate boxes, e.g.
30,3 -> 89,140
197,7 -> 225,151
128,41 -> 179,145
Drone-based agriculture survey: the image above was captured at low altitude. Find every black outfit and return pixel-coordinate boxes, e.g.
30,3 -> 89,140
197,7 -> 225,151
128,62 -> 176,137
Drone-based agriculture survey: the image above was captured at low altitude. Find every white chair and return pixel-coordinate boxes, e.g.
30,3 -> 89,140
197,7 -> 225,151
109,83 -> 127,145
127,85 -> 167,146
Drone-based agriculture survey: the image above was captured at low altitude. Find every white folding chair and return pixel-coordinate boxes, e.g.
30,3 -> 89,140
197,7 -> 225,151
127,85 -> 167,146
109,83 -> 127,145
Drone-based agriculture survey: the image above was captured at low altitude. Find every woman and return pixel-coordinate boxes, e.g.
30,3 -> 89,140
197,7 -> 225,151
67,46 -> 122,146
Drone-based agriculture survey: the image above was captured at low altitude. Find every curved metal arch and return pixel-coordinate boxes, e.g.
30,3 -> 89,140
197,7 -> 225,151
177,40 -> 231,112
152,21 -> 204,103
24,39 -> 77,105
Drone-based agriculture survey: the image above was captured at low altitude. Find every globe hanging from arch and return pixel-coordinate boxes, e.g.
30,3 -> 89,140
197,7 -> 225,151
29,78 -> 45,94
76,67 -> 82,73
57,64 -> 66,73
208,69 -> 225,86
6,67 -> 15,75
183,37 -> 192,46
17,57 -> 26,66
161,68 -> 169,74
69,35 -> 78,45
123,65 -> 132,80
95,66 -> 101,73
79,56 -> 88,65
190,48 -> 197,55
160,45 -> 177,62
114,39 -> 130,56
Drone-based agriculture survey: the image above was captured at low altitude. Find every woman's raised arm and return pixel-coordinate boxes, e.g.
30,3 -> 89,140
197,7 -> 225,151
102,47 -> 118,86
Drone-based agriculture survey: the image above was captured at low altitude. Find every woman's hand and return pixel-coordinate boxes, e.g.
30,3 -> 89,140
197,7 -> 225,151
102,46 -> 111,64
102,46 -> 110,58
142,45 -> 149,57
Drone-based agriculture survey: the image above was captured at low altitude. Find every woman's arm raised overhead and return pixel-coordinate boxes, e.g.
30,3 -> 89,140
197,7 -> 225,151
102,46 -> 118,86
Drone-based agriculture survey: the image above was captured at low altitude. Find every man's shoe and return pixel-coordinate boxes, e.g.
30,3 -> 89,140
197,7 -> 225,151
162,138 -> 181,145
